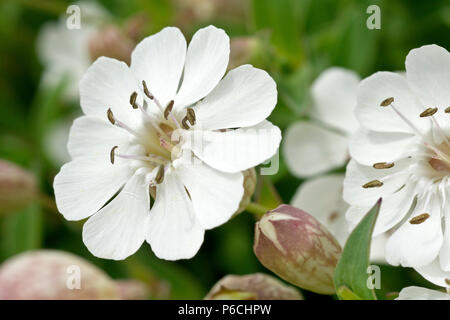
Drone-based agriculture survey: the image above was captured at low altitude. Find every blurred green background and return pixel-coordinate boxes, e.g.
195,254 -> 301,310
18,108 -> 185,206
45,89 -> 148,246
0,0 -> 449,299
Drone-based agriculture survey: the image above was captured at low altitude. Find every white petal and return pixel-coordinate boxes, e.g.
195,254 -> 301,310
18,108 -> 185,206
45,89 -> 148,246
147,169 -> 204,260
79,57 -> 140,123
67,116 -> 129,159
174,25 -> 229,110
386,195 -> 443,268
188,120 -> 281,173
356,72 -> 428,133
439,202 -> 450,271
370,234 -> 389,264
283,122 -> 349,178
311,67 -> 360,134
416,258 -> 450,288
406,45 -> 450,111
349,128 -> 416,166
193,65 -> 277,131
343,159 -> 411,207
290,174 -> 349,245
130,27 -> 186,107
396,286 -> 450,300
175,161 -> 243,229
53,156 -> 132,220
82,174 -> 149,260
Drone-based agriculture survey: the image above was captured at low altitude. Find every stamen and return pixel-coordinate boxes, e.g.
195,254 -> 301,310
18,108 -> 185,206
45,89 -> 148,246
380,97 -> 394,107
134,99 -> 171,141
164,100 -> 174,120
129,92 -> 138,109
186,107 -> 196,126
110,146 -> 118,164
181,117 -> 190,129
155,165 -> 165,184
362,180 -> 383,188
115,153 -> 166,165
142,80 -> 154,99
409,213 -> 430,224
445,107 -> 450,113
107,108 -> 115,124
445,278 -> 450,286
373,162 -> 394,169
419,107 -> 438,118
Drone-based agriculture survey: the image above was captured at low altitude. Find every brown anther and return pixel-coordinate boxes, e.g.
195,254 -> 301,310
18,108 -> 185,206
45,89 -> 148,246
164,100 -> 174,120
373,162 -> 394,169
142,80 -> 153,99
181,117 -> 190,129
380,97 -> 394,107
129,91 -> 138,109
445,278 -> 450,286
409,213 -> 430,224
445,106 -> 450,113
362,180 -> 383,188
155,165 -> 165,184
110,146 -> 118,164
420,107 -> 438,118
107,108 -> 115,124
186,107 -> 196,126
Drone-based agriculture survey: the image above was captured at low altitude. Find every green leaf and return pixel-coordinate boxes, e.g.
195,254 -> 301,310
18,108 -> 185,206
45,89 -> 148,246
334,199 -> 381,300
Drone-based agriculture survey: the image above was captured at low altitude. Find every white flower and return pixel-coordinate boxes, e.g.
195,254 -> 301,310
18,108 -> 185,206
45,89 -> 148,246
284,68 -> 387,262
290,174 -> 387,263
343,45 -> 450,272
396,286 -> 450,300
283,67 -> 360,178
53,26 -> 281,261
37,2 -> 109,100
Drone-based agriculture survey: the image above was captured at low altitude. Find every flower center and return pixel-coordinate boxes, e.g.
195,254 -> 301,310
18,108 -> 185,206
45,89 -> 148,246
106,80 -> 198,185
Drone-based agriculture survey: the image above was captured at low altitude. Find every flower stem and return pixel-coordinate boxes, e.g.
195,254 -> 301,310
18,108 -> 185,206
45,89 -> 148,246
246,202 -> 271,219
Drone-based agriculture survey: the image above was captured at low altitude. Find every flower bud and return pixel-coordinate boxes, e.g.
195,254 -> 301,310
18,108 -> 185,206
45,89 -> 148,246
253,205 -> 341,295
88,25 -> 134,65
234,168 -> 257,216
0,160 -> 37,214
0,250 -> 119,299
204,273 -> 303,300
229,37 -> 261,70
115,280 -> 150,300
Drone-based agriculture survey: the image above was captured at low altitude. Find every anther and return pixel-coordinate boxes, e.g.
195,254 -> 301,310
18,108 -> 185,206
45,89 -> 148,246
181,117 -> 190,129
186,107 -> 196,126
373,162 -> 394,169
380,97 -> 394,107
142,80 -> 153,99
362,180 -> 383,188
164,100 -> 174,120
155,165 -> 165,184
409,213 -> 430,224
445,106 -> 450,113
129,92 -> 138,109
110,146 -> 118,164
107,108 -> 115,124
445,278 -> 450,286
419,107 -> 438,118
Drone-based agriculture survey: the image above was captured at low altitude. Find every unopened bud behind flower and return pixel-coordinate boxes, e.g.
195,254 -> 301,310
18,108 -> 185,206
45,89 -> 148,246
205,273 -> 303,300
0,250 -> 119,299
254,205 -> 341,295
229,37 -> 261,70
0,160 -> 37,214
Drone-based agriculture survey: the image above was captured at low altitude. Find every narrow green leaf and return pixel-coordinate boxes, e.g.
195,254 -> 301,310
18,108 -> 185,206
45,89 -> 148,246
334,199 -> 381,300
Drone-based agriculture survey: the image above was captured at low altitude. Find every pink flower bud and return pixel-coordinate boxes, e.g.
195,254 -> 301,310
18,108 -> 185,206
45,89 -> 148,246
0,250 -> 119,299
229,37 -> 260,70
253,205 -> 341,295
88,26 -> 134,65
115,280 -> 150,300
204,273 -> 303,300
0,160 -> 37,214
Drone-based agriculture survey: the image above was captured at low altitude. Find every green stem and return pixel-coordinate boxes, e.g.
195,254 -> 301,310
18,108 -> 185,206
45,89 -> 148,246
246,202 -> 272,219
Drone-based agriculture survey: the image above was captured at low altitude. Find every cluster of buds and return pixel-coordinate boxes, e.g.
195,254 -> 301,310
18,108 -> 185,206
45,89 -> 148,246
205,273 -> 302,300
253,205 -> 341,294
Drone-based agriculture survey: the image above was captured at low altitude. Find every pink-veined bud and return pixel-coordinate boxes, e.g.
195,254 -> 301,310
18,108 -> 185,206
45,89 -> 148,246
204,273 -> 303,300
0,250 -> 119,299
253,205 -> 341,295
0,160 -> 37,214
229,37 -> 261,70
88,25 -> 134,65
115,280 -> 150,300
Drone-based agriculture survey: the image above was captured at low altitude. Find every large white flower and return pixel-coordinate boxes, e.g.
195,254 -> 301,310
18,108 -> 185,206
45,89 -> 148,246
53,26 -> 281,261
283,67 -> 360,178
37,2 -> 109,100
344,44 -> 450,272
